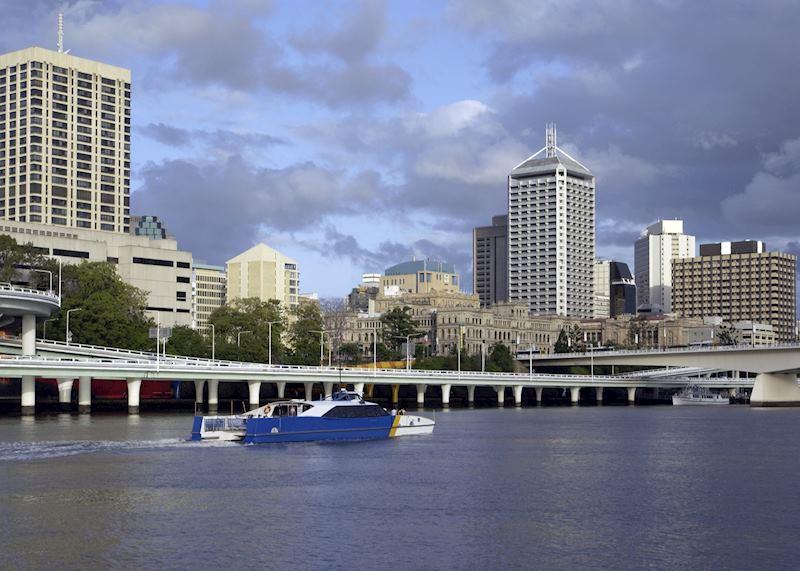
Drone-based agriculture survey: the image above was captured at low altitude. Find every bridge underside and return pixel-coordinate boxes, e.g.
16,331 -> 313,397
751,373 -> 800,407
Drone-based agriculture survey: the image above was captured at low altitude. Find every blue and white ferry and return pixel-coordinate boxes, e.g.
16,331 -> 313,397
191,390 -> 435,444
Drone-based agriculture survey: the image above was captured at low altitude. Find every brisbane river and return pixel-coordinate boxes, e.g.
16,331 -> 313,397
1,406 -> 799,570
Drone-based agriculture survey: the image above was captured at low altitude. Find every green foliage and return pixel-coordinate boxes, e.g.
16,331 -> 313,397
47,262 -> 153,350
166,325 -> 209,358
554,328 -> 571,353
717,323 -> 738,346
208,297 -> 286,362
287,302 -> 324,365
487,343 -> 515,372
0,235 -> 54,286
380,306 -> 417,352
338,342 -> 363,364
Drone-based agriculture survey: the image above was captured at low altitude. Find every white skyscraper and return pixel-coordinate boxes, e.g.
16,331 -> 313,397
634,220 -> 695,313
508,125 -> 595,317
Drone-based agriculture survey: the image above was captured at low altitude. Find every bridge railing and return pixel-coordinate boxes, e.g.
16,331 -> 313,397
0,283 -> 60,303
533,341 -> 800,359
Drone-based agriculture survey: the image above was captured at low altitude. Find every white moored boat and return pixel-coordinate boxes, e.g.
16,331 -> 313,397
672,385 -> 730,406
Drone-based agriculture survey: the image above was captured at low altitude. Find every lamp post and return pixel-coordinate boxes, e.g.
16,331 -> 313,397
310,330 -> 326,367
42,318 -> 57,340
456,324 -> 462,379
393,335 -> 414,370
205,323 -> 215,361
588,343 -> 596,377
481,340 -> 486,373
65,308 -> 82,344
372,329 -> 378,376
266,320 -> 280,366
31,268 -> 52,293
237,330 -> 252,360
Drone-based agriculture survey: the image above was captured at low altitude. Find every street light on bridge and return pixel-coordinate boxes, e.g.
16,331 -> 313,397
66,308 -> 82,344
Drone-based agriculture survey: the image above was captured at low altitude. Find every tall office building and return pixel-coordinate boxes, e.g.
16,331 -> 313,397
634,220 -> 695,313
226,243 -> 300,308
672,240 -> 797,341
0,47 -> 131,232
508,125 -> 595,317
593,260 -> 636,318
192,263 -> 227,329
473,214 -> 508,307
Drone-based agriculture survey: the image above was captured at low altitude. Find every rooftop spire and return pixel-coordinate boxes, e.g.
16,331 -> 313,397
545,123 -> 557,158
57,13 -> 64,53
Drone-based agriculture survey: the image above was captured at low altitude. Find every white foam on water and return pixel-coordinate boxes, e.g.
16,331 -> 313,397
0,437 -> 237,462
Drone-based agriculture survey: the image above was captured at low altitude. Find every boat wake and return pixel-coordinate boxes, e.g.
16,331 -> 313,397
0,437 -> 234,462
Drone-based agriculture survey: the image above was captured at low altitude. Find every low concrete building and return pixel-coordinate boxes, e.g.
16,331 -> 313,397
192,263 -> 226,330
380,259 -> 460,295
0,218 -> 192,325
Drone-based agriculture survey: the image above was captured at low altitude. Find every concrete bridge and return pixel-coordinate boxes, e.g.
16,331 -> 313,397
525,344 -> 800,406
0,355 -> 751,414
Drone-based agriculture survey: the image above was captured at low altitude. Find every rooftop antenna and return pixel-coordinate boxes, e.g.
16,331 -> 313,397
545,123 -> 557,158
57,13 -> 70,54
57,13 -> 64,53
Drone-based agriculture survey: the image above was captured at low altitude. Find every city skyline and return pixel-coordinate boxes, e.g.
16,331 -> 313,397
1,1 -> 798,298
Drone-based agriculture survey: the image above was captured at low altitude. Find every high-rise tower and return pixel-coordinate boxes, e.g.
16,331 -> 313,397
0,46 -> 131,232
507,125 -> 595,317
634,220 -> 695,312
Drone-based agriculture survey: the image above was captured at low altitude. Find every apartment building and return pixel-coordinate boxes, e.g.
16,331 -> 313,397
192,263 -> 226,330
226,243 -> 300,308
473,214 -> 508,307
634,220 -> 695,312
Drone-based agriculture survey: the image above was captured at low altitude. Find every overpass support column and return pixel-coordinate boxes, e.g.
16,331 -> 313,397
496,385 -> 506,407
751,373 -> 800,407
304,382 -> 314,401
276,381 -> 286,399
354,382 -> 365,395
391,384 -> 400,405
78,376 -> 92,414
513,385 -> 523,407
466,385 -> 476,406
441,384 -> 451,407
366,384 -> 374,398
534,387 -> 543,405
57,378 -> 74,412
248,381 -> 261,409
21,375 -> 35,415
323,382 -> 334,399
416,384 -> 427,407
596,387 -> 604,405
569,387 -> 581,406
208,380 -> 219,413
627,387 -> 637,405
127,379 -> 142,414
21,314 -> 36,356
194,380 -> 205,405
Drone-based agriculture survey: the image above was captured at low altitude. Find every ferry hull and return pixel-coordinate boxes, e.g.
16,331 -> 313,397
243,416 -> 396,444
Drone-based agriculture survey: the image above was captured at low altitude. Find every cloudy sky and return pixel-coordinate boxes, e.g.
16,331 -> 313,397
3,0 -> 799,296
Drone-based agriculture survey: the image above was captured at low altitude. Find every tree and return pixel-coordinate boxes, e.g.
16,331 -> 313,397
0,235 -> 54,286
166,325 -> 209,358
487,343 -> 515,372
321,297 -> 350,364
381,306 -> 417,352
208,297 -> 286,362
288,301 -> 325,365
338,342 -> 363,364
48,262 -> 153,350
554,328 -> 571,353
717,323 -> 738,346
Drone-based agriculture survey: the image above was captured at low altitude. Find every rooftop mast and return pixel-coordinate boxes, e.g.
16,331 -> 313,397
57,13 -> 64,53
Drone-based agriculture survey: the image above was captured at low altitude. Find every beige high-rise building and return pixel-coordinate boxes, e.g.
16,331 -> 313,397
634,220 -> 695,312
226,243 -> 300,308
192,263 -> 226,329
672,241 -> 797,341
0,47 -> 131,232
380,259 -> 460,295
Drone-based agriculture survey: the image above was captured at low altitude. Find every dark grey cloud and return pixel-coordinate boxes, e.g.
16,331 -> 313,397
137,123 -> 286,150
132,155 -> 383,264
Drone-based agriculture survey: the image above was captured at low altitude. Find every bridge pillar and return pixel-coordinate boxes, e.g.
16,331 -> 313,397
596,387 -> 604,405
513,385 -> 523,406
57,378 -> 74,412
247,381 -> 261,409
466,385 -> 476,406
208,380 -> 219,413
21,314 -> 36,356
391,384 -> 400,405
354,382 -> 365,395
366,384 -> 374,398
569,387 -> 581,406
535,386 -> 543,405
416,384 -> 427,407
323,382 -> 334,399
751,373 -> 800,407
304,382 -> 314,401
78,376 -> 91,414
21,375 -> 35,415
441,384 -> 451,407
276,381 -> 286,399
495,385 -> 506,407
127,378 -> 142,414
627,387 -> 637,405
194,380 -> 205,405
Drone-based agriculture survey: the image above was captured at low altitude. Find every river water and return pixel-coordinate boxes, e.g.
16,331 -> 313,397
1,406 -> 799,570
